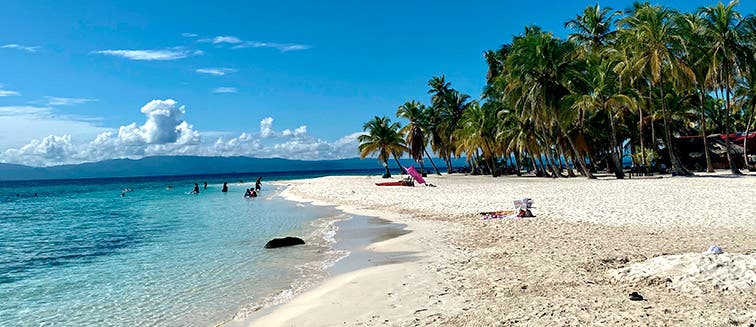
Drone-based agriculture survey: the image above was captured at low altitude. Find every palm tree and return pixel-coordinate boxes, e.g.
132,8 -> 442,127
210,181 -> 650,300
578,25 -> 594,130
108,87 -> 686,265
396,100 -> 441,176
565,3 -> 621,54
357,116 -> 407,178
736,65 -> 756,168
572,54 -> 636,178
505,26 -> 594,178
618,3 -> 694,176
699,0 -> 747,174
678,12 -> 716,172
455,101 -> 499,176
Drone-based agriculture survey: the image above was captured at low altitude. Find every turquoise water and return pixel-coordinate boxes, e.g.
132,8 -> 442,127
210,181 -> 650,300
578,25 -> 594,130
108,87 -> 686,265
0,175 -> 350,326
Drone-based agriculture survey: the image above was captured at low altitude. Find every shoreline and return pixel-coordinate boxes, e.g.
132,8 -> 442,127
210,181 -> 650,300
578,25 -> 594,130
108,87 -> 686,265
241,174 -> 756,326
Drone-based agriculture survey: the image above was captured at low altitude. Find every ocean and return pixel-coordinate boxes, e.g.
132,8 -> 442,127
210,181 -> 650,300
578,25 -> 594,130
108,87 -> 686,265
0,170 -> 383,326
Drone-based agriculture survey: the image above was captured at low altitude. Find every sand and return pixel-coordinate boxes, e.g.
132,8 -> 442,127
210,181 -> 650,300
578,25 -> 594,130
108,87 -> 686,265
244,173 -> 756,326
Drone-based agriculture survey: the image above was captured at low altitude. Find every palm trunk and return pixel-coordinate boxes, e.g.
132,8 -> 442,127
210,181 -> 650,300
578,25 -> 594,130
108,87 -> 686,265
658,76 -> 691,176
723,73 -> 742,175
744,107 -> 754,170
607,104 -> 625,179
483,140 -> 498,177
514,151 -> 523,176
424,148 -> 442,175
555,122 -> 594,179
650,87 -> 657,163
536,152 -> 549,177
557,141 -> 576,177
392,154 -> 405,175
639,95 -> 647,167
700,88 -> 714,172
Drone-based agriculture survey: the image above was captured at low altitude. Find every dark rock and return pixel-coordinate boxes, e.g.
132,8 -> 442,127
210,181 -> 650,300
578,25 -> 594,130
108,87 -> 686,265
628,291 -> 644,301
264,237 -> 305,249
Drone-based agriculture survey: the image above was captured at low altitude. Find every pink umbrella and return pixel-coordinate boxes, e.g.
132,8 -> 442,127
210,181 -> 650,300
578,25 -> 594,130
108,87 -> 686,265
405,166 -> 426,185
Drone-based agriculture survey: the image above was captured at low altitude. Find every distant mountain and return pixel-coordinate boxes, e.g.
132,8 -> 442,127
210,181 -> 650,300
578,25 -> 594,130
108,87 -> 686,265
0,156 -> 453,181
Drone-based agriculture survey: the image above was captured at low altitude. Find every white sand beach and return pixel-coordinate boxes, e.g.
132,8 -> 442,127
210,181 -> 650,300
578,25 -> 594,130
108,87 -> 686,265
247,173 -> 756,326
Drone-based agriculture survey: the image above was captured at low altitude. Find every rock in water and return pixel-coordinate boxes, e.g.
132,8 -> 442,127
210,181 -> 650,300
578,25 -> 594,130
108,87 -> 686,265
264,237 -> 305,249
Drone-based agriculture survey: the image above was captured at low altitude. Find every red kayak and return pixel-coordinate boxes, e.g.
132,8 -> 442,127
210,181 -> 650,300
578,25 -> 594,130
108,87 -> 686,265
375,181 -> 414,186
375,181 -> 404,186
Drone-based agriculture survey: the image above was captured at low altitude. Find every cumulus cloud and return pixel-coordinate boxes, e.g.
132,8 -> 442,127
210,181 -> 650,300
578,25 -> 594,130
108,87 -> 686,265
93,48 -> 201,61
0,84 -> 20,97
196,68 -> 237,76
118,99 -> 199,145
212,87 -> 237,94
1,44 -> 40,53
0,100 -> 360,166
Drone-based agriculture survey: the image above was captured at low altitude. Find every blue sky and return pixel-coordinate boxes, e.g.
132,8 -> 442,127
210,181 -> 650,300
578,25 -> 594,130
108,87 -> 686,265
1,0 -> 753,166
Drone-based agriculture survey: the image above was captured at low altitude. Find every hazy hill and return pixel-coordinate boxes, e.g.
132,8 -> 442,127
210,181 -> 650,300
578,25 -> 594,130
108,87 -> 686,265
0,156 -> 452,181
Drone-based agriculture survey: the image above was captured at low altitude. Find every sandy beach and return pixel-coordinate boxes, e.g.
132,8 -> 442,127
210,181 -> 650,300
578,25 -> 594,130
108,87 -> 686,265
246,173 -> 756,326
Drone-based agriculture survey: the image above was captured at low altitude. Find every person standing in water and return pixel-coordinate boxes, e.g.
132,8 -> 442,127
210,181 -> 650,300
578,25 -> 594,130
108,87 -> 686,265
221,182 -> 228,192
203,182 -> 208,190
255,176 -> 262,191
191,183 -> 200,194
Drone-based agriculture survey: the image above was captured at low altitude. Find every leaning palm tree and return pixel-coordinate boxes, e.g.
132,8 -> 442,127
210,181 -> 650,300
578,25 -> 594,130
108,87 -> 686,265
572,54 -> 636,178
455,101 -> 499,176
699,0 -> 747,174
357,116 -> 407,178
396,100 -> 441,176
618,3 -> 694,176
505,26 -> 594,178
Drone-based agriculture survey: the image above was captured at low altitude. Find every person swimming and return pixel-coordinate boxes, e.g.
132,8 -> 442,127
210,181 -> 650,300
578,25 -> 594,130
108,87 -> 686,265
221,182 -> 228,192
191,183 -> 200,194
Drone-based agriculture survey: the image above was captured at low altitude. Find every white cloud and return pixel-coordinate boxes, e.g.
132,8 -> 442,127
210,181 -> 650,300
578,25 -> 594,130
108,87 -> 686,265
0,100 -> 360,166
260,117 -> 274,138
41,96 -> 97,106
198,35 -> 310,52
1,44 -> 40,53
212,87 -> 237,94
0,105 -> 109,151
196,68 -> 237,76
232,41 -> 311,52
93,48 -> 200,61
181,33 -> 198,37
212,36 -> 243,44
0,84 -> 20,97
118,99 -> 199,145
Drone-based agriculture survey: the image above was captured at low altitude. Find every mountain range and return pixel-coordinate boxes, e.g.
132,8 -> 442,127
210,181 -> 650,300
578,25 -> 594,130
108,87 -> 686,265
0,156 -> 453,181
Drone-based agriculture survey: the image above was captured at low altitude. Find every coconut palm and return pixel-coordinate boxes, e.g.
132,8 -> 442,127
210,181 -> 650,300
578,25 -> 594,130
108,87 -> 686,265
565,3 -> 621,54
396,100 -> 441,176
572,54 -> 636,178
699,0 -> 748,174
357,116 -> 407,178
505,26 -> 594,178
618,3 -> 694,176
455,101 -> 499,176
678,12 -> 716,172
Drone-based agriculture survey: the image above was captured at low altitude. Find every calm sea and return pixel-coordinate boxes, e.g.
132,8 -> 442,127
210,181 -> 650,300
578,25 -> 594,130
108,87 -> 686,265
0,169 -> 382,326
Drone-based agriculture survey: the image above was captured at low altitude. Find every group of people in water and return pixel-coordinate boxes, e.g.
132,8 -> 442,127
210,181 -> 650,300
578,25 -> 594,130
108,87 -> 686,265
120,177 -> 264,198
188,176 -> 263,199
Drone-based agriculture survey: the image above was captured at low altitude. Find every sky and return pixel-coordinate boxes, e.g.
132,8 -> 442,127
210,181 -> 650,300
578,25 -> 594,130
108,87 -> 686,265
1,0 -> 754,166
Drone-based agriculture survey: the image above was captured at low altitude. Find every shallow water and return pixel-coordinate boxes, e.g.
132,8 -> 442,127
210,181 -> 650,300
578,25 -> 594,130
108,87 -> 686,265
0,176 -> 345,326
